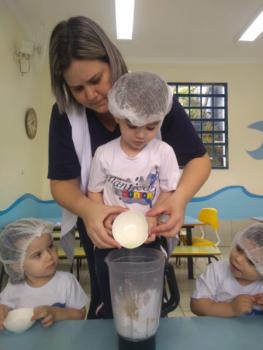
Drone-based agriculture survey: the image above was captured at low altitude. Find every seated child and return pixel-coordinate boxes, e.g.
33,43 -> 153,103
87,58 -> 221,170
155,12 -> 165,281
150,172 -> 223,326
0,218 -> 89,330
191,223 -> 263,317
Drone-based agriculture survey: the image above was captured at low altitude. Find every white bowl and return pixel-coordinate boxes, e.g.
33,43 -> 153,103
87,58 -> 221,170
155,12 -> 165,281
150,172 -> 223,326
4,308 -> 35,333
112,210 -> 148,249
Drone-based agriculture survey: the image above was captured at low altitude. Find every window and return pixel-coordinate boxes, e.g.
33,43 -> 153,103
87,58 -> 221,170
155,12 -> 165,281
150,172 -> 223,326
168,83 -> 228,169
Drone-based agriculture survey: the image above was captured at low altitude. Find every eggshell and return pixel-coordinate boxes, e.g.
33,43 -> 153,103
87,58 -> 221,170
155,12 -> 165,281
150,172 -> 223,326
4,308 -> 35,333
112,210 -> 148,249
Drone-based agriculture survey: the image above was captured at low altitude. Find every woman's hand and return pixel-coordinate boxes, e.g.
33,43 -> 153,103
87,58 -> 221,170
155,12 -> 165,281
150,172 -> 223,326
51,179 -> 126,249
147,191 -> 185,237
0,304 -> 11,331
80,201 -> 126,248
145,216 -> 157,244
147,154 -> 211,237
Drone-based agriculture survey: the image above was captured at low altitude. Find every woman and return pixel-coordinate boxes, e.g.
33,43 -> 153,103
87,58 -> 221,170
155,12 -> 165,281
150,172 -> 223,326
48,16 -> 211,318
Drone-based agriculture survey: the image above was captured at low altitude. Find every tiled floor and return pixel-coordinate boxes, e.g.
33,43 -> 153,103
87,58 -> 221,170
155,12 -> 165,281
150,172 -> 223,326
57,245 -> 231,318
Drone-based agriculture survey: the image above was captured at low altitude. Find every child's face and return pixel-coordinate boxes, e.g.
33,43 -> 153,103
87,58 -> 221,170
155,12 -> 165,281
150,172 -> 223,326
23,233 -> 58,285
229,244 -> 261,284
116,119 -> 160,153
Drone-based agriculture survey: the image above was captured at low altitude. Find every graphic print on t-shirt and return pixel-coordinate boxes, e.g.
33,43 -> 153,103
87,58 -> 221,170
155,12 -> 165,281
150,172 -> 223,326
106,168 -> 159,208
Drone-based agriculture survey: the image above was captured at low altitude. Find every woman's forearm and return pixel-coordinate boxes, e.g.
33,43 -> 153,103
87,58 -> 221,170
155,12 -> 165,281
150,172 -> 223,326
88,191 -> 104,204
50,178 -> 91,219
175,153 -> 211,207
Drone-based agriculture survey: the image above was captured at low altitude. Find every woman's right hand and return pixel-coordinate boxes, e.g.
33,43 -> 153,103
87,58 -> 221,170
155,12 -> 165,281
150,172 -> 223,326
50,179 -> 126,248
80,201 -> 126,248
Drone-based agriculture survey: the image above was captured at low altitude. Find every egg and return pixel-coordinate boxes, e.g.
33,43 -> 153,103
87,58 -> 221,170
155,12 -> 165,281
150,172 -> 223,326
4,308 -> 35,333
112,210 -> 148,249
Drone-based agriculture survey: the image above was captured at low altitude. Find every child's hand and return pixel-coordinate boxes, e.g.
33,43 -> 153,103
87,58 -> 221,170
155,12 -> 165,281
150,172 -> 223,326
230,295 -> 255,316
145,217 -> 157,244
33,306 -> 56,328
253,293 -> 263,306
0,304 -> 11,331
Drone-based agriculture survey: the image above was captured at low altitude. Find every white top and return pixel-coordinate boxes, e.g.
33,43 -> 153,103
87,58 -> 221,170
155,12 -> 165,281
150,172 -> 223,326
192,260 -> 263,313
0,271 -> 89,309
57,107 -> 92,261
62,106 -> 92,238
88,138 -> 180,213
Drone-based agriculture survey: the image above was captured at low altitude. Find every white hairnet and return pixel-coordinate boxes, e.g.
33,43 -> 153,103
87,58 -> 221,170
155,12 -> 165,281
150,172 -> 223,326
234,223 -> 263,276
0,218 -> 54,284
108,72 -> 173,127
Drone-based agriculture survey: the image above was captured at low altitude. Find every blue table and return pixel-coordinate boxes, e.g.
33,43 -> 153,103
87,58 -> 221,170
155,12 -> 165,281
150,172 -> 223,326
1,316 -> 262,350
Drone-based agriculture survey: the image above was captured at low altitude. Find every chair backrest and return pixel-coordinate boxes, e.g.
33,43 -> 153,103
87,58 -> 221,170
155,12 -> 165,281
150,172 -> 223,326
0,194 -> 62,229
198,208 -> 220,245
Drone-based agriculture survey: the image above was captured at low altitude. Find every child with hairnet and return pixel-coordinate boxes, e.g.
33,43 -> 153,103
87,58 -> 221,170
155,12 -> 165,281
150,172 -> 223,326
0,218 -> 89,330
88,71 -> 181,238
87,71 -> 181,317
191,223 -> 263,317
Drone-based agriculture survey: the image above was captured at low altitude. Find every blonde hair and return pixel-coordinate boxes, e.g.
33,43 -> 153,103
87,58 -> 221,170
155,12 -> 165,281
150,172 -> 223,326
49,16 -> 128,112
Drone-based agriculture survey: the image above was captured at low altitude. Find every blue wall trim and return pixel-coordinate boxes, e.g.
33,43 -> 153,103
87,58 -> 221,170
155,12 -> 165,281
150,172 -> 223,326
0,187 -> 262,229
190,186 -> 263,202
187,186 -> 263,219
246,121 -> 263,160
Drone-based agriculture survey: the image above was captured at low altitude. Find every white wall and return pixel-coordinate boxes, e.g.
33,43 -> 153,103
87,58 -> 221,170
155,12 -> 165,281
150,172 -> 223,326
128,62 -> 263,196
0,0 -> 52,209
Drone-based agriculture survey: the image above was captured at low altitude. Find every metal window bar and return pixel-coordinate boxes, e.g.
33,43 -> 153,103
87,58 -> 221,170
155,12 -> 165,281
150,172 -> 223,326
168,82 -> 228,169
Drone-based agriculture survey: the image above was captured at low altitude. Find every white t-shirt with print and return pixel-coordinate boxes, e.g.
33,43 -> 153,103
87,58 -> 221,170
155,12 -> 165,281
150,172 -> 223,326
88,137 -> 181,213
0,271 -> 89,309
192,260 -> 263,305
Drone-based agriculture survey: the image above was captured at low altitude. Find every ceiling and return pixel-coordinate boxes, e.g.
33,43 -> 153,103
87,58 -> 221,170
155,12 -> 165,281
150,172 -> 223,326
4,0 -> 263,64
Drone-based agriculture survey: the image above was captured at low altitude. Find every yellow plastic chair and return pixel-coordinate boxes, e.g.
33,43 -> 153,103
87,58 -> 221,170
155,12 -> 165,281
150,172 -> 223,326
192,208 -> 220,247
174,208 -> 221,277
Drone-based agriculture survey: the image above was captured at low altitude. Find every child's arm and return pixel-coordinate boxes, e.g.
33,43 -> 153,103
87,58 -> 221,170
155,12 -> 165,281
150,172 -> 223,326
0,304 -> 11,331
33,305 -> 86,328
254,293 -> 263,307
191,294 -> 255,317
